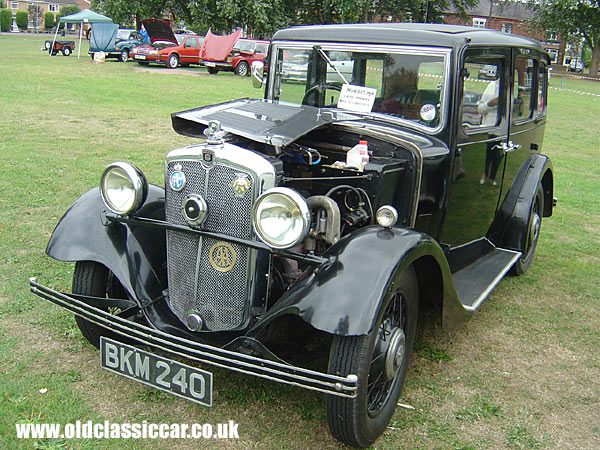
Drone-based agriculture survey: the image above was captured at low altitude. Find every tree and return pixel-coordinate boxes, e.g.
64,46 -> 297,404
55,5 -> 79,23
90,0 -> 478,38
297,1 -> 477,25
15,10 -> 28,30
527,0 -> 600,76
27,3 -> 44,31
44,11 -> 54,30
90,0 -> 191,27
1,8 -> 11,33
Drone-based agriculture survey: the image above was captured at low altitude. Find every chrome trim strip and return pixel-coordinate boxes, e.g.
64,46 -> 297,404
30,278 -> 357,397
462,249 -> 522,312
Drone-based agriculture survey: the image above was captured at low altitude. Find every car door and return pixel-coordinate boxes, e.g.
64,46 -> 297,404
182,36 -> 199,63
440,47 -> 511,247
499,50 -> 548,210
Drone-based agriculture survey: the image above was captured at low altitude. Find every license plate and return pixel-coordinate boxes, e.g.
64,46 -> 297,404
134,54 -> 146,60
204,61 -> 215,67
100,337 -> 212,406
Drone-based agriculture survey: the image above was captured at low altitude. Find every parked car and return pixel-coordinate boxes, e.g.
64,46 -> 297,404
203,38 -> 268,76
130,19 -> 203,69
42,39 -> 74,56
478,63 -> 497,79
89,24 -> 144,62
31,23 -> 555,448
282,49 -> 353,83
113,29 -> 144,62
173,27 -> 196,35
568,58 -> 584,72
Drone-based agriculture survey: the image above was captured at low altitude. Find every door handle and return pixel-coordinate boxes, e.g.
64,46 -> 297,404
494,141 -> 521,154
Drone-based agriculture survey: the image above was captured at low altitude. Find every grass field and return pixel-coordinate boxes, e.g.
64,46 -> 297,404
1,34 -> 599,450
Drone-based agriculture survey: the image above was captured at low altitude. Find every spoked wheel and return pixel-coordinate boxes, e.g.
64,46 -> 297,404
327,266 -> 418,447
120,49 -> 129,62
511,184 -> 544,275
72,261 -> 135,349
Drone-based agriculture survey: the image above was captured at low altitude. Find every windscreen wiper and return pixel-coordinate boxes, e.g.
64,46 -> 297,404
313,45 -> 349,85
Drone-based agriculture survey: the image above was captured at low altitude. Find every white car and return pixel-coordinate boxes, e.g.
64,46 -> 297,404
282,50 -> 354,83
568,59 -> 584,72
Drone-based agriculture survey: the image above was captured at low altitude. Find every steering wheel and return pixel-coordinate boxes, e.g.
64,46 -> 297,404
302,83 -> 343,106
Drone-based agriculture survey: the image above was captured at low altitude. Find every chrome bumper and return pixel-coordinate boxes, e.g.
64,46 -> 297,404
29,278 -> 357,398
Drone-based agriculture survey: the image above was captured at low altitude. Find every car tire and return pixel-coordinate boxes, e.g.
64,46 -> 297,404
62,46 -> 72,56
235,61 -> 249,76
120,49 -> 129,62
207,67 -> 218,75
167,53 -> 179,69
511,184 -> 544,275
72,261 -> 130,349
326,266 -> 418,448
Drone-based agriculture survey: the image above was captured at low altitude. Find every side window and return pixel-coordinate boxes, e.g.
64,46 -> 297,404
184,38 -> 198,48
537,62 -> 548,117
513,57 -> 535,121
462,57 -> 504,129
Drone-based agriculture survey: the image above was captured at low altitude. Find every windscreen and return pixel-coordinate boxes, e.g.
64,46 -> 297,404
272,45 -> 449,129
116,30 -> 130,41
234,40 -> 255,53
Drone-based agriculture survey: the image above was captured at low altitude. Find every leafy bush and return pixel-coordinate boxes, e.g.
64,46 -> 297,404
0,9 -> 11,32
59,5 -> 79,17
44,11 -> 54,29
15,10 -> 27,30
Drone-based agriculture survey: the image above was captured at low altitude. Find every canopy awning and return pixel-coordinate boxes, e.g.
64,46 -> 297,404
58,9 -> 113,24
51,9 -> 113,58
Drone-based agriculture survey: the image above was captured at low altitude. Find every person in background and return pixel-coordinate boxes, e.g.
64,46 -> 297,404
139,24 -> 149,45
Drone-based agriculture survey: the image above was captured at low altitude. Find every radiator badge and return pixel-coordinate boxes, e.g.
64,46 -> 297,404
208,241 -> 237,272
170,163 -> 186,191
231,174 -> 250,198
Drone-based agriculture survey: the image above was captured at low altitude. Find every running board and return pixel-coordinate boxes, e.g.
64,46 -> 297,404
452,248 -> 521,311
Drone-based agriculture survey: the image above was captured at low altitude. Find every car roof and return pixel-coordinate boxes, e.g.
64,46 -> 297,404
238,38 -> 269,44
273,23 -> 545,52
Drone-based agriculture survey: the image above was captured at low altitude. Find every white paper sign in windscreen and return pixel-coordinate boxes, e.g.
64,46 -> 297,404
337,84 -> 377,113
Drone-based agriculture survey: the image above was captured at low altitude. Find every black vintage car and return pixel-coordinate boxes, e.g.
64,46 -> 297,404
31,24 -> 555,447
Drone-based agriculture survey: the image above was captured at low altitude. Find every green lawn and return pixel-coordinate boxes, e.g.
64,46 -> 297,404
1,33 -> 599,450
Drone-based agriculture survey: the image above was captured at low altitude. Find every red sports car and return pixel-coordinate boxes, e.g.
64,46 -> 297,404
130,19 -> 203,69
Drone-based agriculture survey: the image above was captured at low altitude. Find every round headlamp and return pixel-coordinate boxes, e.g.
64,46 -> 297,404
252,188 -> 311,249
100,162 -> 148,215
376,205 -> 398,228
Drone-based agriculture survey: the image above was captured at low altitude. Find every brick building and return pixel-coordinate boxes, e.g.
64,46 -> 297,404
442,0 -> 572,67
6,0 -> 79,31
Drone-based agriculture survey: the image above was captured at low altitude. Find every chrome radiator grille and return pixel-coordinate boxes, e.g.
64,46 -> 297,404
165,157 -> 256,331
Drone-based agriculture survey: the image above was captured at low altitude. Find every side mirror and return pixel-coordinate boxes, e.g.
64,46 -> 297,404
251,61 -> 265,89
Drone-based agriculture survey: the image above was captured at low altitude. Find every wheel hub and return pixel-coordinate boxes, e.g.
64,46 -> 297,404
530,212 -> 541,244
384,328 -> 405,380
